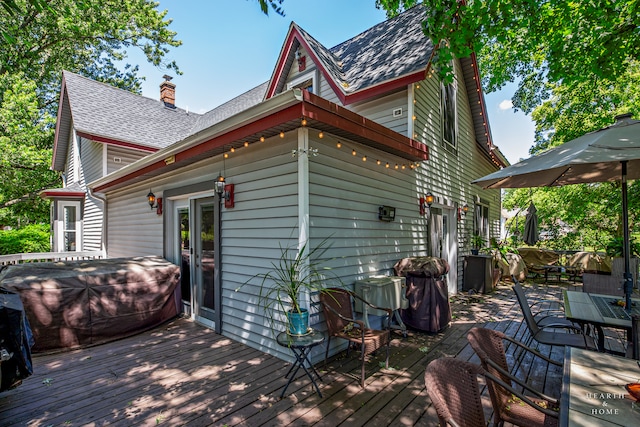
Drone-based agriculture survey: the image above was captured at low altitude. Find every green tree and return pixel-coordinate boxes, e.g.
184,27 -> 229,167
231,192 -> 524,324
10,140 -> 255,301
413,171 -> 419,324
503,63 -> 640,249
377,1 -> 640,249
377,1 -> 640,111
0,73 -> 57,226
0,0 -> 183,226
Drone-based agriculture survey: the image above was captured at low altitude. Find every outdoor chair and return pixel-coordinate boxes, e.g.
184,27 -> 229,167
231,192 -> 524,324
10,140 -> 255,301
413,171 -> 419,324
424,357 -> 487,427
425,357 -> 559,427
467,327 -> 561,427
512,279 -> 576,329
319,288 -> 391,387
512,280 -> 597,350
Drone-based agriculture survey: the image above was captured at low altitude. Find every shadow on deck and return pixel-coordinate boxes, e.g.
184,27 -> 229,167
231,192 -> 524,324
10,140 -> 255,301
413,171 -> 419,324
0,280 -> 619,426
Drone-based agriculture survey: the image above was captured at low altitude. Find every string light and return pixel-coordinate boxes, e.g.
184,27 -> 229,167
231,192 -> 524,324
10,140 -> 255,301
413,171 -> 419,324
336,142 -> 342,148
318,131 -> 324,138
230,147 -> 235,153
352,149 -> 357,156
244,141 -> 249,147
279,131 -> 285,138
260,136 -> 265,142
386,162 -> 390,168
301,118 -> 307,126
377,159 -> 381,165
362,155 -> 367,162
224,153 -> 229,159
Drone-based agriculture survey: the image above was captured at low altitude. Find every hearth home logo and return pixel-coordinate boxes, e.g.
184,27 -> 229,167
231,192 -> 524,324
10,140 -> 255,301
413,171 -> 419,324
586,391 -> 628,416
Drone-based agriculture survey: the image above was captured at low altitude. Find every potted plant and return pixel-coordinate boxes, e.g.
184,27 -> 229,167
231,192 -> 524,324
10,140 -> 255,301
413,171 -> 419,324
470,234 -> 485,255
240,237 -> 339,336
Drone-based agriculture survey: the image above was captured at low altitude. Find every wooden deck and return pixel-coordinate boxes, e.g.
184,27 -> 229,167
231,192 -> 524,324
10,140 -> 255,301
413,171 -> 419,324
0,280 -> 626,426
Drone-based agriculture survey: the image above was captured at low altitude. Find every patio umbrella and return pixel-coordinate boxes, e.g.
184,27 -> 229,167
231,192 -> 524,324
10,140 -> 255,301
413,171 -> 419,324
523,202 -> 539,246
472,113 -> 640,313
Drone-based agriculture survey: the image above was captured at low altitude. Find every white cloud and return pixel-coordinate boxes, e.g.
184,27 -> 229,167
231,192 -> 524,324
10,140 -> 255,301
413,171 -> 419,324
498,99 -> 513,110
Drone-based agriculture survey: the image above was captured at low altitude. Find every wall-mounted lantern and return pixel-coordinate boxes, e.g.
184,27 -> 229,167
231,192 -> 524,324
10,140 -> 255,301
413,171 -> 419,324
146,190 -> 162,215
458,203 -> 469,221
216,175 -> 235,208
419,191 -> 434,216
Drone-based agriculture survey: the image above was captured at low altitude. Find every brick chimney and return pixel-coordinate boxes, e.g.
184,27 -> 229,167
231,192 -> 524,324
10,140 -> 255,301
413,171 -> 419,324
160,75 -> 175,108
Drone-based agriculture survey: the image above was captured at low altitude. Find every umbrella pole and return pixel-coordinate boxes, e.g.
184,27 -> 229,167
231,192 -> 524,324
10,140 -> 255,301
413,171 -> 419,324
622,161 -> 633,313
621,161 -> 637,358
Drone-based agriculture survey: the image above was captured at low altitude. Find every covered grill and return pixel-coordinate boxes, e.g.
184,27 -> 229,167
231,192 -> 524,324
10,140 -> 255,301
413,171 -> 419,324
394,257 -> 451,333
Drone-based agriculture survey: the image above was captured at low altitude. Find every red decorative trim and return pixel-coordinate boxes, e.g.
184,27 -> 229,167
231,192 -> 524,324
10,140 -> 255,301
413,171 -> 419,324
76,132 -> 158,153
301,91 -> 428,161
342,71 -> 427,106
93,105 -> 302,192
469,52 -> 506,168
40,191 -> 85,199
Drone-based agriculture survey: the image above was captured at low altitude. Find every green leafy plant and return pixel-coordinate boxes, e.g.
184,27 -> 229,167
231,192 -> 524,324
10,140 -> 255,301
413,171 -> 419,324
605,236 -> 640,258
0,223 -> 50,255
470,234 -> 485,250
238,236 -> 341,335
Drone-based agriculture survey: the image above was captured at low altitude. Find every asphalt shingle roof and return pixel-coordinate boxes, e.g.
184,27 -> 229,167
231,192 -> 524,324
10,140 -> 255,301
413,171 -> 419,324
191,82 -> 269,134
63,72 -> 201,149
330,5 -> 432,93
58,6 -> 431,155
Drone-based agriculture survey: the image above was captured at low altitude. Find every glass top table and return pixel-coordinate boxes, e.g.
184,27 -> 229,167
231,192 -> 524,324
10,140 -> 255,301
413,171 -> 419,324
276,329 -> 325,398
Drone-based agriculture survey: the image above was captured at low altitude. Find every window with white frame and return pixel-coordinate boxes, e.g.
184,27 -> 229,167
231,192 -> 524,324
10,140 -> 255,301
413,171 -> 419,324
287,71 -> 316,94
57,201 -> 82,252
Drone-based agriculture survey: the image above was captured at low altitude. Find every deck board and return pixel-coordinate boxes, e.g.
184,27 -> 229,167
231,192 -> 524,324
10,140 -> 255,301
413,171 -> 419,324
0,280 -> 624,426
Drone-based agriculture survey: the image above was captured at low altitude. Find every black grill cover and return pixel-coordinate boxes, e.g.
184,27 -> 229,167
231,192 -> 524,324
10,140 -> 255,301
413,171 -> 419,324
0,287 -> 35,391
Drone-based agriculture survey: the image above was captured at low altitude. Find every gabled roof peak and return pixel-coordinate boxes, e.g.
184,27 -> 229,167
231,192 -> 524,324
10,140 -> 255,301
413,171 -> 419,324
265,5 -> 432,104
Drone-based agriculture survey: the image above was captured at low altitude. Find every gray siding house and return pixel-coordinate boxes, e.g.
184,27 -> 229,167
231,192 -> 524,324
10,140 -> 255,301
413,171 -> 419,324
47,6 -> 508,362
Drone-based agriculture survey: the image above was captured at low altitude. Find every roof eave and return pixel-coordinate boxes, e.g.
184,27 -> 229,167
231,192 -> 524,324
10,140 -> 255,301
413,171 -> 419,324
90,89 -> 428,194
51,73 -> 70,171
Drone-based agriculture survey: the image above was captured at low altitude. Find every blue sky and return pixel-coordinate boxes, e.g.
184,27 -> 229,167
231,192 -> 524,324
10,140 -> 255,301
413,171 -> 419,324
129,0 -> 534,164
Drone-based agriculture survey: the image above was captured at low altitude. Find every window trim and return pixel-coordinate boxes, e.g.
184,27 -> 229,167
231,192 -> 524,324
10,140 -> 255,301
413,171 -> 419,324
56,200 -> 83,252
287,69 -> 317,94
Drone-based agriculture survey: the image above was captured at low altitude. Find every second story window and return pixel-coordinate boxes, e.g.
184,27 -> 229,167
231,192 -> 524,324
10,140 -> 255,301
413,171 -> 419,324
440,79 -> 457,149
287,71 -> 316,94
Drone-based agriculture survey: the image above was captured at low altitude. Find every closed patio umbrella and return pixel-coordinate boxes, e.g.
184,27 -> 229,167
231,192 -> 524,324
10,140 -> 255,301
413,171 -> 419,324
523,202 -> 539,246
472,113 -> 640,314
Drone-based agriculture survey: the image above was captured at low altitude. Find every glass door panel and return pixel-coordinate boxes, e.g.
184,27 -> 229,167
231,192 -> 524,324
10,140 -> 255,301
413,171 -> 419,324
195,198 -> 216,322
178,208 -> 191,304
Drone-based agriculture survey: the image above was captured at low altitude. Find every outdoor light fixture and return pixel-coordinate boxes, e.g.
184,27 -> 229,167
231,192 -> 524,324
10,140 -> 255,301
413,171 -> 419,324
424,192 -> 434,207
458,203 -> 469,221
216,175 -> 235,208
146,190 -> 162,215
419,192 -> 435,216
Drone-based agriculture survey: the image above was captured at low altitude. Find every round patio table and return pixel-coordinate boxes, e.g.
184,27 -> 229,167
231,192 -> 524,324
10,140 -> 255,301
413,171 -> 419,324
276,329 -> 325,398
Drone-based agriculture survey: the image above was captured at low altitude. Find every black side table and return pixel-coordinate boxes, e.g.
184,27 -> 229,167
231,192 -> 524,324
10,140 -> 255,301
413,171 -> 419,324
276,329 -> 325,398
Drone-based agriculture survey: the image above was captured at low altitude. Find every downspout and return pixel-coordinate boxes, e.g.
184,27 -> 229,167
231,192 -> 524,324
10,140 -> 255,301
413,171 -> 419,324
297,127 -> 311,311
88,188 -> 108,258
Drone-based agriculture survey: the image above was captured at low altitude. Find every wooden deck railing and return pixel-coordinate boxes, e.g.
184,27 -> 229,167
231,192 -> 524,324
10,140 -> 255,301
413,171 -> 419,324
0,251 -> 105,266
